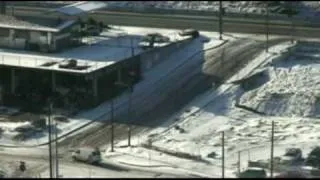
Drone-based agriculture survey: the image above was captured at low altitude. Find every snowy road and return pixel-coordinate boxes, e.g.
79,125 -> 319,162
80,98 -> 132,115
0,148 -> 194,178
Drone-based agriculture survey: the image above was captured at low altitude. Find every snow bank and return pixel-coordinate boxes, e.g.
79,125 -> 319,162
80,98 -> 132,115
239,42 -> 320,118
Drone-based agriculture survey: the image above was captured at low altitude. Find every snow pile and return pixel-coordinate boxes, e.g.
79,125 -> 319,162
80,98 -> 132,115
0,122 -> 31,132
239,42 -> 320,118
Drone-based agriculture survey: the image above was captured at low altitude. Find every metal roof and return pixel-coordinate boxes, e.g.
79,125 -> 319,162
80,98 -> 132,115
53,1 -> 107,16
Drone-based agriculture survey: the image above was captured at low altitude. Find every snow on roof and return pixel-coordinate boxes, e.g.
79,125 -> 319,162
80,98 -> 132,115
0,26 -> 189,74
0,15 -> 77,33
54,1 -> 107,16
0,35 -> 143,73
0,51 -> 109,74
0,14 -> 57,32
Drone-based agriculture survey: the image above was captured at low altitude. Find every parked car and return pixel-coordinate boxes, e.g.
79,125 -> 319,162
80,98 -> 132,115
280,148 -> 302,165
178,29 -> 199,38
237,167 -> 267,178
143,33 -> 170,43
71,147 -> 101,164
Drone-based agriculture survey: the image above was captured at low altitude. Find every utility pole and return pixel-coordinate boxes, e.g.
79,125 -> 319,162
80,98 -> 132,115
222,131 -> 225,178
55,122 -> 59,178
238,151 -> 241,175
128,83 -> 133,147
130,36 -> 134,56
270,121 -> 275,178
265,2 -> 269,53
114,77 -> 135,147
110,97 -> 114,152
290,2 -> 294,44
219,1 -> 223,40
48,102 -> 53,179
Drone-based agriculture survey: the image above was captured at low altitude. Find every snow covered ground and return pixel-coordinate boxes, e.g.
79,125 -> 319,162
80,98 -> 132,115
102,39 -> 320,177
0,26 -> 237,146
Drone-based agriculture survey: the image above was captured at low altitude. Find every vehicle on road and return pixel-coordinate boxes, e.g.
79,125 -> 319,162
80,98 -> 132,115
71,147 -> 101,164
280,148 -> 303,165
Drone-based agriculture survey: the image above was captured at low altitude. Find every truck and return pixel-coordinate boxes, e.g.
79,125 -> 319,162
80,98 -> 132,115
71,147 -> 101,165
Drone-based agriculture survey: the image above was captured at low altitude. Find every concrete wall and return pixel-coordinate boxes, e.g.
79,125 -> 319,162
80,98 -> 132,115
139,38 -> 192,74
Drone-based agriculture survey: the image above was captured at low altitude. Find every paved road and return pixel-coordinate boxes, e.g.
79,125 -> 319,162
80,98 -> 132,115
11,7 -> 320,38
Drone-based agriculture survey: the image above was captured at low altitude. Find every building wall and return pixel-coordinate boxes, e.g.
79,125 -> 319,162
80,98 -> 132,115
0,24 -> 78,52
139,38 -> 192,74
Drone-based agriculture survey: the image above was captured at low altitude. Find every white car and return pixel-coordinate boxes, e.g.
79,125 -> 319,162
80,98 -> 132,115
71,148 -> 101,164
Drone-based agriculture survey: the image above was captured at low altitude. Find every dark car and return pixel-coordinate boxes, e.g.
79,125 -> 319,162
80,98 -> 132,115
143,33 -> 170,43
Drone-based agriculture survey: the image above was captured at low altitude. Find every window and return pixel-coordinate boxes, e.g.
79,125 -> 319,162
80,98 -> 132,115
0,28 -> 9,37
14,30 -> 29,39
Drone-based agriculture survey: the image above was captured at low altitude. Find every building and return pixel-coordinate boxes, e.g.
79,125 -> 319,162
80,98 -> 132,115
0,2 -> 193,114
0,1 -> 6,15
0,14 -> 81,53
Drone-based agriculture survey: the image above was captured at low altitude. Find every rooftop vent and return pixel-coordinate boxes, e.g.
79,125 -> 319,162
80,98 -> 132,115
58,59 -> 91,70
41,61 -> 58,67
59,59 -> 78,69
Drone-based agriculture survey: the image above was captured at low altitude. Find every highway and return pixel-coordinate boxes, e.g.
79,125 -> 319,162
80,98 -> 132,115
10,7 -> 320,38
